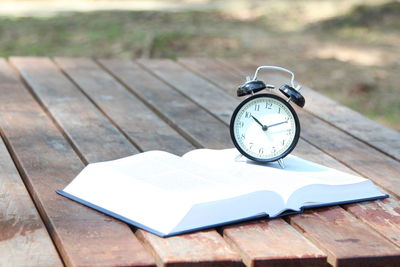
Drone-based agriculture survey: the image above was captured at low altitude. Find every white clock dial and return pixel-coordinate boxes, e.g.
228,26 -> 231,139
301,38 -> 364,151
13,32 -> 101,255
231,94 -> 300,162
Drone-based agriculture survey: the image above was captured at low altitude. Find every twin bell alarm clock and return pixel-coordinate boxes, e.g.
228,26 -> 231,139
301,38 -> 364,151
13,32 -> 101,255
230,66 -> 305,168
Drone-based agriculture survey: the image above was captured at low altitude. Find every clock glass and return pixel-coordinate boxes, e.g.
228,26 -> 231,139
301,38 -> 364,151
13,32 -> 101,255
230,94 -> 300,162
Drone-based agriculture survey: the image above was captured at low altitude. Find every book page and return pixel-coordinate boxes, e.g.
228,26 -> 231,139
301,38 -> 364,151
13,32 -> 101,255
63,150 -> 276,234
183,148 -> 373,203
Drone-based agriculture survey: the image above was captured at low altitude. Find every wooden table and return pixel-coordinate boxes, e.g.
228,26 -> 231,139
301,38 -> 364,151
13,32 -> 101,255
1,57 -> 400,267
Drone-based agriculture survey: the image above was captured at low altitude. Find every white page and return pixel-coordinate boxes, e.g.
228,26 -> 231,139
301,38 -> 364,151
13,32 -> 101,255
63,162 -> 190,234
183,148 -> 371,203
63,150 -> 271,233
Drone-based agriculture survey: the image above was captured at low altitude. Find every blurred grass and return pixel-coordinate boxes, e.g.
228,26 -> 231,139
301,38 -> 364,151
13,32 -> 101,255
0,1 -> 399,130
0,11 -> 252,58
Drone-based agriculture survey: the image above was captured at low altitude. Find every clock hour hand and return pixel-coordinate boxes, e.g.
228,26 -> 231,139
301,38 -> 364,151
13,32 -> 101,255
268,121 -> 288,128
251,115 -> 268,131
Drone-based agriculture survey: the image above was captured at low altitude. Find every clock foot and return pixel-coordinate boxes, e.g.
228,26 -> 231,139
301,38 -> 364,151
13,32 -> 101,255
235,154 -> 243,162
278,159 -> 285,169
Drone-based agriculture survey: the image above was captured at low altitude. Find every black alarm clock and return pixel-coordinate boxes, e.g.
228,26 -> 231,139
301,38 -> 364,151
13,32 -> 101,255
230,66 -> 305,168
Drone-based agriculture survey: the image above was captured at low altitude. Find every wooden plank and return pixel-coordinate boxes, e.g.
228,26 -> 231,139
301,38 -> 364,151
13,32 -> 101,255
222,135 -> 355,267
10,57 -> 138,163
298,86 -> 400,161
137,58 -> 238,125
0,136 -> 62,266
0,59 -> 155,266
102,59 -> 327,266
178,58 -> 242,92
223,220 -> 326,267
150,58 -> 400,265
218,58 -> 400,162
136,230 -> 244,267
290,207 -> 400,266
179,57 -> 400,249
17,57 -> 243,267
98,58 -> 232,149
299,112 -> 400,197
54,57 -> 194,155
346,196 -> 400,247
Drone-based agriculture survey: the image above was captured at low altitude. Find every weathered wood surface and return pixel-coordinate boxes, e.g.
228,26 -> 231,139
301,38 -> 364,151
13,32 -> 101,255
0,58 -> 155,267
54,57 -> 194,155
31,57 -> 243,267
102,58 -> 327,267
10,57 -> 137,163
99,58 -> 232,149
178,57 -> 400,250
0,118 -> 62,266
1,57 -> 400,267
148,60 -> 400,264
223,220 -> 326,267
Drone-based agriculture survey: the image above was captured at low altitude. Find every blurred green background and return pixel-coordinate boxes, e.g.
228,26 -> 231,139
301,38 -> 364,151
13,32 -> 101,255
1,0 -> 399,130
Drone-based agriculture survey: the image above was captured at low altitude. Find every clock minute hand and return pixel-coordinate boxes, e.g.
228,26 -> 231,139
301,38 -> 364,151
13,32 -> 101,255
251,115 -> 268,131
268,121 -> 288,128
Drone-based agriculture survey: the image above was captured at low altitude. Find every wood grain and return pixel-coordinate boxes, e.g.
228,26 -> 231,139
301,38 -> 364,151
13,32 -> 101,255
21,57 -> 243,267
179,58 -> 400,250
99,58 -> 232,149
290,207 -> 400,266
0,58 -> 155,266
346,196 -> 400,247
146,58 -> 400,264
136,59 -> 329,266
299,112 -> 400,197
54,57 -> 194,155
137,58 -> 238,125
223,220 -> 326,267
136,230 -> 244,267
101,60 -> 326,266
3,56 -> 400,266
0,127 -> 62,266
10,57 -> 138,163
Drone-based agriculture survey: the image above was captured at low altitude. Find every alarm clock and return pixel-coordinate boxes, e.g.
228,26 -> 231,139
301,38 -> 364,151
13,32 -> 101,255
230,66 -> 305,168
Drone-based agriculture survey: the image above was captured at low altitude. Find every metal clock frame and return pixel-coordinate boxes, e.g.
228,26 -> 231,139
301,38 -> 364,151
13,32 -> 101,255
230,93 -> 301,165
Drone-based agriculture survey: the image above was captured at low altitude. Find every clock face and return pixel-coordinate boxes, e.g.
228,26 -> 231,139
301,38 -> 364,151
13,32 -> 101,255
230,94 -> 300,162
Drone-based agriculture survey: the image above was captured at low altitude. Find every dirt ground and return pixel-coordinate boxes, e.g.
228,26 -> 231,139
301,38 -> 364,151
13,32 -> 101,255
0,0 -> 399,130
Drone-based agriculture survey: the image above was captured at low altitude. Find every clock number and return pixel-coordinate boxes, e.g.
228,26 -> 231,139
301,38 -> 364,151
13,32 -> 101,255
237,121 -> 244,128
272,147 -> 276,153
278,107 -> 281,114
259,148 -> 264,154
281,139 -> 285,146
240,133 -> 245,140
287,129 -> 293,135
245,112 -> 251,118
249,142 -> 254,149
266,103 -> 272,109
254,104 -> 260,111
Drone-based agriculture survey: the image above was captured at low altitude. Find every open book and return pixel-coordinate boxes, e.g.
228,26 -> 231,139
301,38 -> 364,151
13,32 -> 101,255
57,148 -> 387,237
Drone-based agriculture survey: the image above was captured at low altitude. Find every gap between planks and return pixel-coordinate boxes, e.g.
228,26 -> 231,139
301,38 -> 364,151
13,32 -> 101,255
176,57 -> 400,249
4,57 -> 156,266
138,60 -> 400,266
7,58 -> 91,166
102,58 -> 400,266
177,58 -> 400,197
43,57 -> 244,267
96,59 -> 206,149
99,58 -> 330,267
